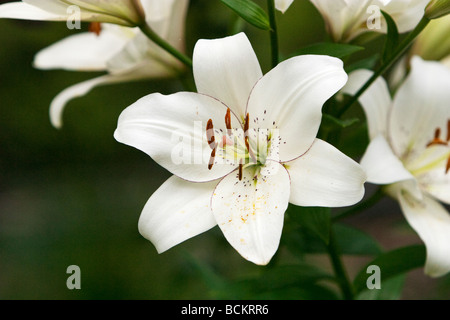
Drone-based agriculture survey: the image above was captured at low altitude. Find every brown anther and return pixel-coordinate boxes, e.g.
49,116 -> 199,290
89,22 -> 102,36
208,148 -> 216,170
446,157 -> 450,174
206,119 -> 216,150
225,108 -> 232,135
447,120 -> 450,142
427,128 -> 447,147
244,113 -> 249,134
238,160 -> 243,181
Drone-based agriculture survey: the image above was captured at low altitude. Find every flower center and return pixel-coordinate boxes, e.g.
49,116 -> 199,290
425,120 -> 450,174
409,119 -> 450,176
206,109 -> 275,180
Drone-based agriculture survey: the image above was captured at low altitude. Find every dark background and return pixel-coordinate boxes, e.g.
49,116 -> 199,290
0,0 -> 449,299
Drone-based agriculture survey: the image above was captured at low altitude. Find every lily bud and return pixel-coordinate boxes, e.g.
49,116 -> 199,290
412,14 -> 450,61
425,0 -> 450,19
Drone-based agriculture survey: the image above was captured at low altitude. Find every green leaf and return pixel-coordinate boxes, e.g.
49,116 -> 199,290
224,264 -> 338,299
345,54 -> 379,73
356,274 -> 406,300
381,10 -> 400,64
286,205 -> 331,245
353,245 -> 426,294
294,42 -> 364,59
321,114 -> 360,130
220,0 -> 271,30
282,223 -> 382,257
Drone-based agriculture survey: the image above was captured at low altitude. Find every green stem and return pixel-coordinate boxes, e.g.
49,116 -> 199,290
326,230 -> 354,300
139,23 -> 193,69
336,16 -> 430,118
267,0 -> 279,68
332,187 -> 384,222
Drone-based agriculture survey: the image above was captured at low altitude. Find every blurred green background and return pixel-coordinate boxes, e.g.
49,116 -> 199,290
0,0 -> 449,300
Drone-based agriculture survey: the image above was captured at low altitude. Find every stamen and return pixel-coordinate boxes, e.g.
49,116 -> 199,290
427,128 -> 447,147
244,113 -> 249,134
446,157 -> 450,174
225,108 -> 232,135
238,160 -> 243,181
206,119 -> 216,150
89,22 -> 102,36
208,148 -> 216,170
447,120 -> 450,142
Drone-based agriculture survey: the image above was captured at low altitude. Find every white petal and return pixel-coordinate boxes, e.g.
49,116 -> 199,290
50,73 -> 139,128
381,0 -> 428,33
287,139 -> 366,207
24,0 -> 141,25
193,33 -> 263,119
211,162 -> 290,265
138,176 -> 218,254
0,2 -> 68,21
360,135 -> 417,185
247,55 -> 347,162
310,0 -> 373,42
396,191 -> 450,277
34,27 -> 131,71
390,57 -> 450,160
417,165 -> 450,205
114,92 -> 242,183
275,0 -> 294,13
341,69 -> 392,140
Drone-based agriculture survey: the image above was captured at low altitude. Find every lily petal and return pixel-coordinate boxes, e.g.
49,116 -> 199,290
341,69 -> 392,140
361,135 -> 417,184
287,139 -> 366,207
114,92 -> 242,183
275,0 -> 294,13
247,55 -> 347,162
396,190 -> 450,277
390,57 -> 450,160
211,162 -> 290,265
382,0 -> 428,33
416,165 -> 450,205
0,2 -> 69,20
50,72 -> 141,128
138,175 -> 218,254
193,33 -> 263,119
34,25 -> 133,72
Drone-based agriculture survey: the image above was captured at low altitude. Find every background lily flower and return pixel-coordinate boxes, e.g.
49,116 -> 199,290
0,0 -> 189,128
275,0 -> 294,13
342,56 -> 450,277
0,0 -> 146,26
114,32 -> 366,265
309,0 -> 429,42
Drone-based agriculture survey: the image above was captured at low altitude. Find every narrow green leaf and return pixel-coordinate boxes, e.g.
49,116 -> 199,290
220,0 -> 271,30
286,205 -> 331,245
322,114 -> 360,130
282,223 -> 382,257
353,245 -> 426,294
381,10 -> 400,64
345,54 -> 379,73
356,274 -> 406,300
294,42 -> 364,59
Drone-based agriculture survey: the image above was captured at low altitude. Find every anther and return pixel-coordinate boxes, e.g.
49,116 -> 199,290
206,119 -> 216,150
208,148 -> 216,170
446,157 -> 450,174
244,113 -> 249,134
447,120 -> 450,142
427,128 -> 447,147
238,160 -> 243,181
89,22 -> 102,36
225,108 -> 232,135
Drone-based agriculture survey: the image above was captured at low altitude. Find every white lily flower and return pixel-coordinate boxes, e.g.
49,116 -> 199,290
0,0 -> 189,128
275,0 -> 294,13
309,0 -> 429,42
114,32 -> 366,265
0,0 -> 146,26
342,56 -> 450,277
